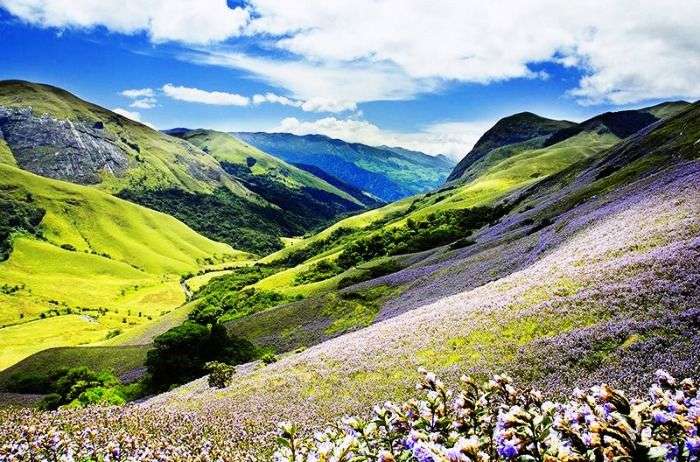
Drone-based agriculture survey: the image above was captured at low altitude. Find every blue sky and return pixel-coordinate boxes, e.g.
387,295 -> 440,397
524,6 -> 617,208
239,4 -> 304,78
1,1 -> 698,158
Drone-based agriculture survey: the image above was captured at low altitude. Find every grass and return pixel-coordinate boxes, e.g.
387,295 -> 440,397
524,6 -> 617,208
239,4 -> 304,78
0,139 -> 15,166
0,164 -> 242,370
0,345 -> 149,391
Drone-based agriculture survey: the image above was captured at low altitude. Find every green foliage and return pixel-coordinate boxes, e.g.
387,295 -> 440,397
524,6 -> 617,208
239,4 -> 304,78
0,345 -> 148,394
261,353 -> 278,365
188,266 -> 300,324
0,189 -> 45,260
145,322 -> 255,392
117,188 -> 286,255
276,226 -> 355,267
293,259 -> 343,286
337,204 -> 509,268
336,259 -> 404,289
35,366 -> 123,410
204,361 -> 236,388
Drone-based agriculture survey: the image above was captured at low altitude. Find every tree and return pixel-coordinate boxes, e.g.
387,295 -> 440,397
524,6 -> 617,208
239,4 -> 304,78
145,322 -> 255,392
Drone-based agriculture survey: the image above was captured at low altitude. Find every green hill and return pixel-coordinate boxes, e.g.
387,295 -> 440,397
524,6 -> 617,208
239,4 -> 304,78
0,163 -> 242,369
165,129 -> 369,231
13,102 -> 696,460
0,81 -> 373,254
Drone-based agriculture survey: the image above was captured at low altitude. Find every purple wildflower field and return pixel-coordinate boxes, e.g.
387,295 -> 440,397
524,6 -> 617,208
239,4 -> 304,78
1,158 -> 698,459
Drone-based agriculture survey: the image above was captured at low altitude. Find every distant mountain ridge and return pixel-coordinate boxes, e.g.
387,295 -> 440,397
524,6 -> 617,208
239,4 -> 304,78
446,112 -> 575,182
0,80 -> 378,254
233,132 -> 455,202
447,102 -> 692,183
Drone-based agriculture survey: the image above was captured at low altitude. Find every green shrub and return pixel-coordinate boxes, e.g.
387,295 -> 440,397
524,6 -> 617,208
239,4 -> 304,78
292,259 -> 343,286
37,393 -> 62,410
146,322 -> 255,392
205,361 -> 236,388
261,353 -> 278,365
337,204 -> 510,268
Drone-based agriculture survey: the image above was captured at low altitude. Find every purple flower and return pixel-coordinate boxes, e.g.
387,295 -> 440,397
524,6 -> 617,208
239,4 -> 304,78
653,410 -> 671,424
687,437 -> 700,456
412,443 -> 435,462
498,437 -> 519,459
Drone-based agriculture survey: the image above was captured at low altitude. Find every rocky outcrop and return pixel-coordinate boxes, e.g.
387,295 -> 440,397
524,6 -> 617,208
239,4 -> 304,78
0,106 -> 129,184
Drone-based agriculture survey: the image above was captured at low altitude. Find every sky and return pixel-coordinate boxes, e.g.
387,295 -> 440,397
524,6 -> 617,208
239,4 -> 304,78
1,0 -> 699,160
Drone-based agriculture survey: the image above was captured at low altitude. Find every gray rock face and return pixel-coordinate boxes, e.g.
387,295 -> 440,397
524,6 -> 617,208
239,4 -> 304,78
0,106 -> 129,183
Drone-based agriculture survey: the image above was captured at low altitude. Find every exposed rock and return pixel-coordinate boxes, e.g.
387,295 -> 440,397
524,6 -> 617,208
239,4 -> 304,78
0,106 -> 129,184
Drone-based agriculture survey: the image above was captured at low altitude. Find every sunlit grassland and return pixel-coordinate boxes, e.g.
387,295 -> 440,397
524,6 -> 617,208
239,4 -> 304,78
0,139 -> 15,166
0,345 -> 149,390
0,164 -> 243,369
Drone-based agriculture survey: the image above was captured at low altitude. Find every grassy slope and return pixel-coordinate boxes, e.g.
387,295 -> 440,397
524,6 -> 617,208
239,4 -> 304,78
182,130 -> 361,205
149,110 -> 700,457
0,345 -> 148,391
0,80 -> 255,199
0,164 -> 241,369
250,131 -> 618,297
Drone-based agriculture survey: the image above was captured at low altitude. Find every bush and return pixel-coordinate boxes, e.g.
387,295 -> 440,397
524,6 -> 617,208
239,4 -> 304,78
292,259 -> 343,286
337,204 -> 510,269
261,353 -> 277,365
146,322 -> 255,392
37,393 -> 63,411
205,361 -> 236,388
274,368 -> 700,462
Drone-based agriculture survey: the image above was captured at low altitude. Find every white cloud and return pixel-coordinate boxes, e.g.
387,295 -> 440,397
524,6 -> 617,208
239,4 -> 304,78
161,83 -> 249,106
112,107 -> 155,128
4,1 -> 698,105
186,50 -> 437,103
120,88 -> 154,99
0,0 -> 249,44
276,117 -> 495,159
235,0 -> 700,105
129,97 -> 157,109
251,92 -> 357,113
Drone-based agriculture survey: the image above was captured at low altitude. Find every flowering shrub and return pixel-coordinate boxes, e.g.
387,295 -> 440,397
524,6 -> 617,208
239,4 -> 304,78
205,361 -> 236,388
273,368 -> 700,462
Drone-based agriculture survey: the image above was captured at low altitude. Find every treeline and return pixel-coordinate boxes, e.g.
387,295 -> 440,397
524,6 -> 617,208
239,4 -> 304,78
0,191 -> 45,260
337,204 -> 509,268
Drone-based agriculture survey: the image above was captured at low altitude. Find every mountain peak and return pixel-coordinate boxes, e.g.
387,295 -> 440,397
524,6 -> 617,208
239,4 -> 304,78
446,112 -> 574,182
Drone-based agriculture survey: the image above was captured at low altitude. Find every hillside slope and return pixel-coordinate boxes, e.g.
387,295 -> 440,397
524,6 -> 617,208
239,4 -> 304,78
234,132 -> 455,202
165,129 -> 369,230
0,81 -> 367,254
12,103 -> 697,459
446,112 -> 575,181
0,163 -> 241,369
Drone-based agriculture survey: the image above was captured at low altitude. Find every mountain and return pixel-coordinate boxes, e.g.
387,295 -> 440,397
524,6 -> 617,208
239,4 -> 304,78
164,129 -> 373,229
233,132 -> 455,202
0,100 -> 697,459
446,112 -> 575,182
0,81 -> 370,254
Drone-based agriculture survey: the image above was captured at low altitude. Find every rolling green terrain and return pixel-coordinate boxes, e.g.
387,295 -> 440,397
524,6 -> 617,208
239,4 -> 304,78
0,81 -> 390,254
0,162 -> 241,369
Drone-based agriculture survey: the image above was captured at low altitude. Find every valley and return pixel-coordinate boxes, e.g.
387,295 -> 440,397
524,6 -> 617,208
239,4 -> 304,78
0,81 -> 698,461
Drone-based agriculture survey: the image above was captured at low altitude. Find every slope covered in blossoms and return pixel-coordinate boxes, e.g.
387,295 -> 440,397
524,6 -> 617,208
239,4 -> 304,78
1,104 -> 697,460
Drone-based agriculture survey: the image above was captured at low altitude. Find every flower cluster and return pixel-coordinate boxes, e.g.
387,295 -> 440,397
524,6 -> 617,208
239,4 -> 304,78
273,368 -> 700,462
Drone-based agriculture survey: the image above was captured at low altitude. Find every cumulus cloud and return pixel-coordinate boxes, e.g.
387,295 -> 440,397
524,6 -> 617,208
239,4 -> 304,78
0,0 -> 249,44
112,107 -> 155,128
129,97 -> 157,109
4,1 -> 698,105
120,88 -> 154,98
161,83 -> 249,106
241,0 -> 700,104
277,117 -> 495,159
